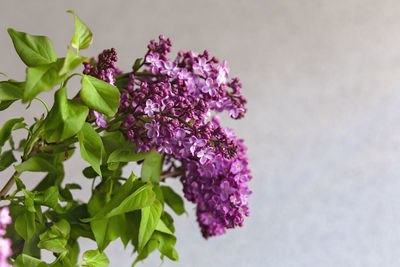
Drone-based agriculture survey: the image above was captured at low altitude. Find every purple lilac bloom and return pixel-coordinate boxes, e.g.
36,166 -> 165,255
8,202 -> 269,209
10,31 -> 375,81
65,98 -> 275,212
0,207 -> 12,267
196,147 -> 214,165
216,60 -> 230,85
0,208 -> 11,228
92,110 -> 107,128
144,99 -> 159,117
160,61 -> 179,77
201,78 -> 216,96
189,137 -> 207,156
181,135 -> 252,238
193,57 -> 212,77
145,53 -> 163,74
144,120 -> 160,140
89,35 -> 251,238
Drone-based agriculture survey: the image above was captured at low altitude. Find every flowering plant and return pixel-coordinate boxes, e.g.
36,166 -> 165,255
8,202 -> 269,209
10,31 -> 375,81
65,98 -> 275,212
0,11 -> 251,266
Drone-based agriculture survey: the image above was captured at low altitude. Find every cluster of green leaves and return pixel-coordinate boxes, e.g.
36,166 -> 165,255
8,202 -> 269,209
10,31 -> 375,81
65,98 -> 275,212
0,11 -> 185,267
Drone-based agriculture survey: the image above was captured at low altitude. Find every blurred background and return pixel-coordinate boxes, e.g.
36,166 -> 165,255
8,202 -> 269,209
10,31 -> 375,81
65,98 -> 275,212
2,0 -> 400,266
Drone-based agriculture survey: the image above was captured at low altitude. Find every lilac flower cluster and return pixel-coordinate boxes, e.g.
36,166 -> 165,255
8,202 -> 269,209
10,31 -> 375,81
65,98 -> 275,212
180,126 -> 252,238
0,207 -> 12,267
84,35 -> 251,238
83,48 -> 122,128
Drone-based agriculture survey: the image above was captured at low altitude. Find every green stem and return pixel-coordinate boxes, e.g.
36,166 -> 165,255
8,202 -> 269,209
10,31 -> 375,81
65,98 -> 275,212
24,127 -> 32,136
91,177 -> 96,193
63,72 -> 84,87
136,71 -> 164,77
34,97 -> 50,113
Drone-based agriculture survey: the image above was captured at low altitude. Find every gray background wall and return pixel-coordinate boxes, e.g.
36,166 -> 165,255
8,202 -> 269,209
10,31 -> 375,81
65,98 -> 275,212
1,1 -> 400,266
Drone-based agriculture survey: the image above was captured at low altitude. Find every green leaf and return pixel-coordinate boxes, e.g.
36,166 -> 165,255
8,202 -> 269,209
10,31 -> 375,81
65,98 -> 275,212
87,193 -> 110,250
42,87 -> 89,142
80,75 -> 120,116
15,210 -> 36,241
15,153 -> 58,173
53,219 -> 71,237
138,200 -> 162,251
23,232 -> 42,258
84,181 -> 155,222
108,213 -> 127,242
38,220 -> 70,253
160,186 -> 185,215
101,131 -> 137,163
101,131 -> 127,154
88,213 -> 127,251
90,218 -> 110,251
0,100 -> 15,111
155,218 -> 174,236
151,231 -> 179,261
14,176 -> 26,191
25,58 -> 67,102
60,183 -> 81,201
159,211 -> 175,233
14,254 -> 48,267
0,117 -> 23,153
124,210 -> 140,249
132,58 -> 143,72
65,183 -> 82,190
59,48 -> 87,75
107,148 -> 147,170
38,236 -> 67,254
78,123 -> 103,176
7,28 -> 57,67
0,150 -> 16,171
23,189 -> 36,212
141,149 -> 163,183
34,186 -> 59,209
0,80 -> 24,101
105,183 -> 155,219
24,119 -> 44,158
68,11 -> 93,51
82,166 -> 98,178
64,239 -> 80,266
132,239 -> 158,266
82,250 -> 109,267
133,213 -> 178,265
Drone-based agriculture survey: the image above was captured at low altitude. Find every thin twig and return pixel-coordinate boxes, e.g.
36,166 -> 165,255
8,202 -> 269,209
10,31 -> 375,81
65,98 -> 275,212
160,168 -> 184,182
0,171 -> 20,199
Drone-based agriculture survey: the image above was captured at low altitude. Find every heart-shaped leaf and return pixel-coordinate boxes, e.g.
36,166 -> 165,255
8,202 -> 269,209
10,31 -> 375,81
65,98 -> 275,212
42,87 -> 88,142
24,58 -> 67,102
8,28 -> 57,67
79,75 -> 120,117
0,80 -> 24,101
68,11 -> 93,51
78,123 -> 103,176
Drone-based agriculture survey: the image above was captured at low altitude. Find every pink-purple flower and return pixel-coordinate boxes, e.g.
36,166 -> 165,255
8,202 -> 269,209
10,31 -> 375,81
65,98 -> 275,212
144,120 -> 160,139
201,78 -> 216,96
145,53 -> 163,74
193,57 -> 212,77
144,99 -> 159,117
196,147 -> 214,165
160,61 -> 179,77
217,60 -> 230,85
92,110 -> 107,128
0,207 -> 12,267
